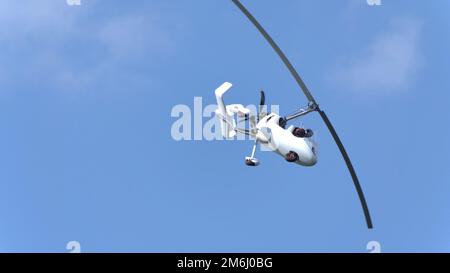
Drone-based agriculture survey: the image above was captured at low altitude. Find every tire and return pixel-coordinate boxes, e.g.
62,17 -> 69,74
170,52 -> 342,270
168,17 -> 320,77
285,151 -> 299,162
245,159 -> 256,166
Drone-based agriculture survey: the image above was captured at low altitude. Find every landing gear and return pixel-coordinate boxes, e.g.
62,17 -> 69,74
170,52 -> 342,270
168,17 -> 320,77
285,151 -> 299,162
245,157 -> 260,166
292,127 -> 313,138
245,139 -> 260,167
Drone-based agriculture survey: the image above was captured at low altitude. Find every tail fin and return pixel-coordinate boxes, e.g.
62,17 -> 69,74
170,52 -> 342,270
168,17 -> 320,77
215,82 -> 236,138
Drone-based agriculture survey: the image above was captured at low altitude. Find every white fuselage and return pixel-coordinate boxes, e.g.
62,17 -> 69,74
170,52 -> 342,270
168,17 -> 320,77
255,113 -> 317,166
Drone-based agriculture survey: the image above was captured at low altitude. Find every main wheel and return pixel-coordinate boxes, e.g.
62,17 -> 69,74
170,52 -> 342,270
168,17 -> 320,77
245,157 -> 259,166
245,159 -> 256,166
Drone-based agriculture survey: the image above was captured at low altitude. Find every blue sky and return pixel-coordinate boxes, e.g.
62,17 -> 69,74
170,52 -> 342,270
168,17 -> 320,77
1,0 -> 449,252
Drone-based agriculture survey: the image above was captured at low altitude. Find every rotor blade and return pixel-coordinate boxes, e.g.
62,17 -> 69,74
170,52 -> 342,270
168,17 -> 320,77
231,0 -> 373,229
318,110 -> 373,229
231,0 -> 316,104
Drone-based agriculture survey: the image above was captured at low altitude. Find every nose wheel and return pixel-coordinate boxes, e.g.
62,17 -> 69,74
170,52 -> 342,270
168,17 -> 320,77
245,157 -> 260,166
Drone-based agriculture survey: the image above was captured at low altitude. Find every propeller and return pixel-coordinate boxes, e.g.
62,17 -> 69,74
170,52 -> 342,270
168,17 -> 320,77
231,0 -> 373,229
258,90 -> 266,122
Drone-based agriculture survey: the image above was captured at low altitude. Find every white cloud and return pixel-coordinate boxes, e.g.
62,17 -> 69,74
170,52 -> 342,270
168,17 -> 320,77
0,0 -> 180,92
332,18 -> 422,95
98,15 -> 173,60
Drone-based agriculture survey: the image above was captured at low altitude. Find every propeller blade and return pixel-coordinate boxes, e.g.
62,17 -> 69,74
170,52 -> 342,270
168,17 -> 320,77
258,90 -> 266,122
231,0 -> 373,229
260,90 -> 265,107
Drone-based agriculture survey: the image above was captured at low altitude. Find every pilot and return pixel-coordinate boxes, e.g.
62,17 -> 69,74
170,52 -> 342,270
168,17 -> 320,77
292,127 -> 314,138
